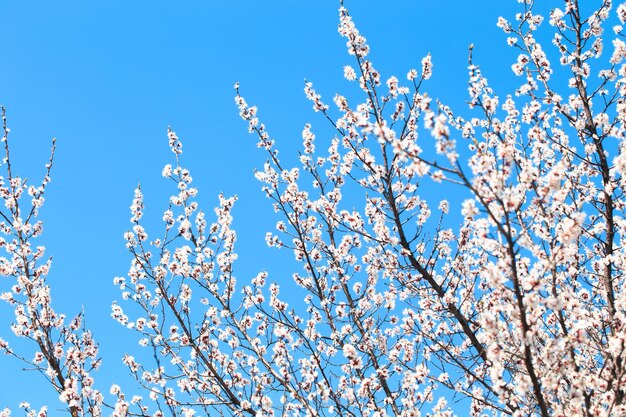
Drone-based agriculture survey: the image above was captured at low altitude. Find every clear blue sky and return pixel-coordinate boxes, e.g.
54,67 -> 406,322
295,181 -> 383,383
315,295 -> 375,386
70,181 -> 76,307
0,0 -> 515,411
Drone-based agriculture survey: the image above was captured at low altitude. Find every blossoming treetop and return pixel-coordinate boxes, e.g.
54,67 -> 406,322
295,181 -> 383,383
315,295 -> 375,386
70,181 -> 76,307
3,1 -> 626,416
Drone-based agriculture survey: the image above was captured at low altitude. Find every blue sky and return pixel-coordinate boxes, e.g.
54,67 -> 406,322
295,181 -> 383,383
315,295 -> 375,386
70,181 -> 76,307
0,0 -> 515,411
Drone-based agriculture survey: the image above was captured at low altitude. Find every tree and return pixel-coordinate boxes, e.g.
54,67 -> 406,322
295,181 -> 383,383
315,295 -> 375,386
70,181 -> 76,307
2,0 -> 626,416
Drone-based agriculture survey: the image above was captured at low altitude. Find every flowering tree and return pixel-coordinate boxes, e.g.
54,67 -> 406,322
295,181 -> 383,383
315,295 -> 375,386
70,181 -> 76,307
3,0 -> 626,416
0,107 -> 102,417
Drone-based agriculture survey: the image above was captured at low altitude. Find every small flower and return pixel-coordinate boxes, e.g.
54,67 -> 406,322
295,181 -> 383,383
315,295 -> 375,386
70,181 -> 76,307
343,65 -> 357,81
